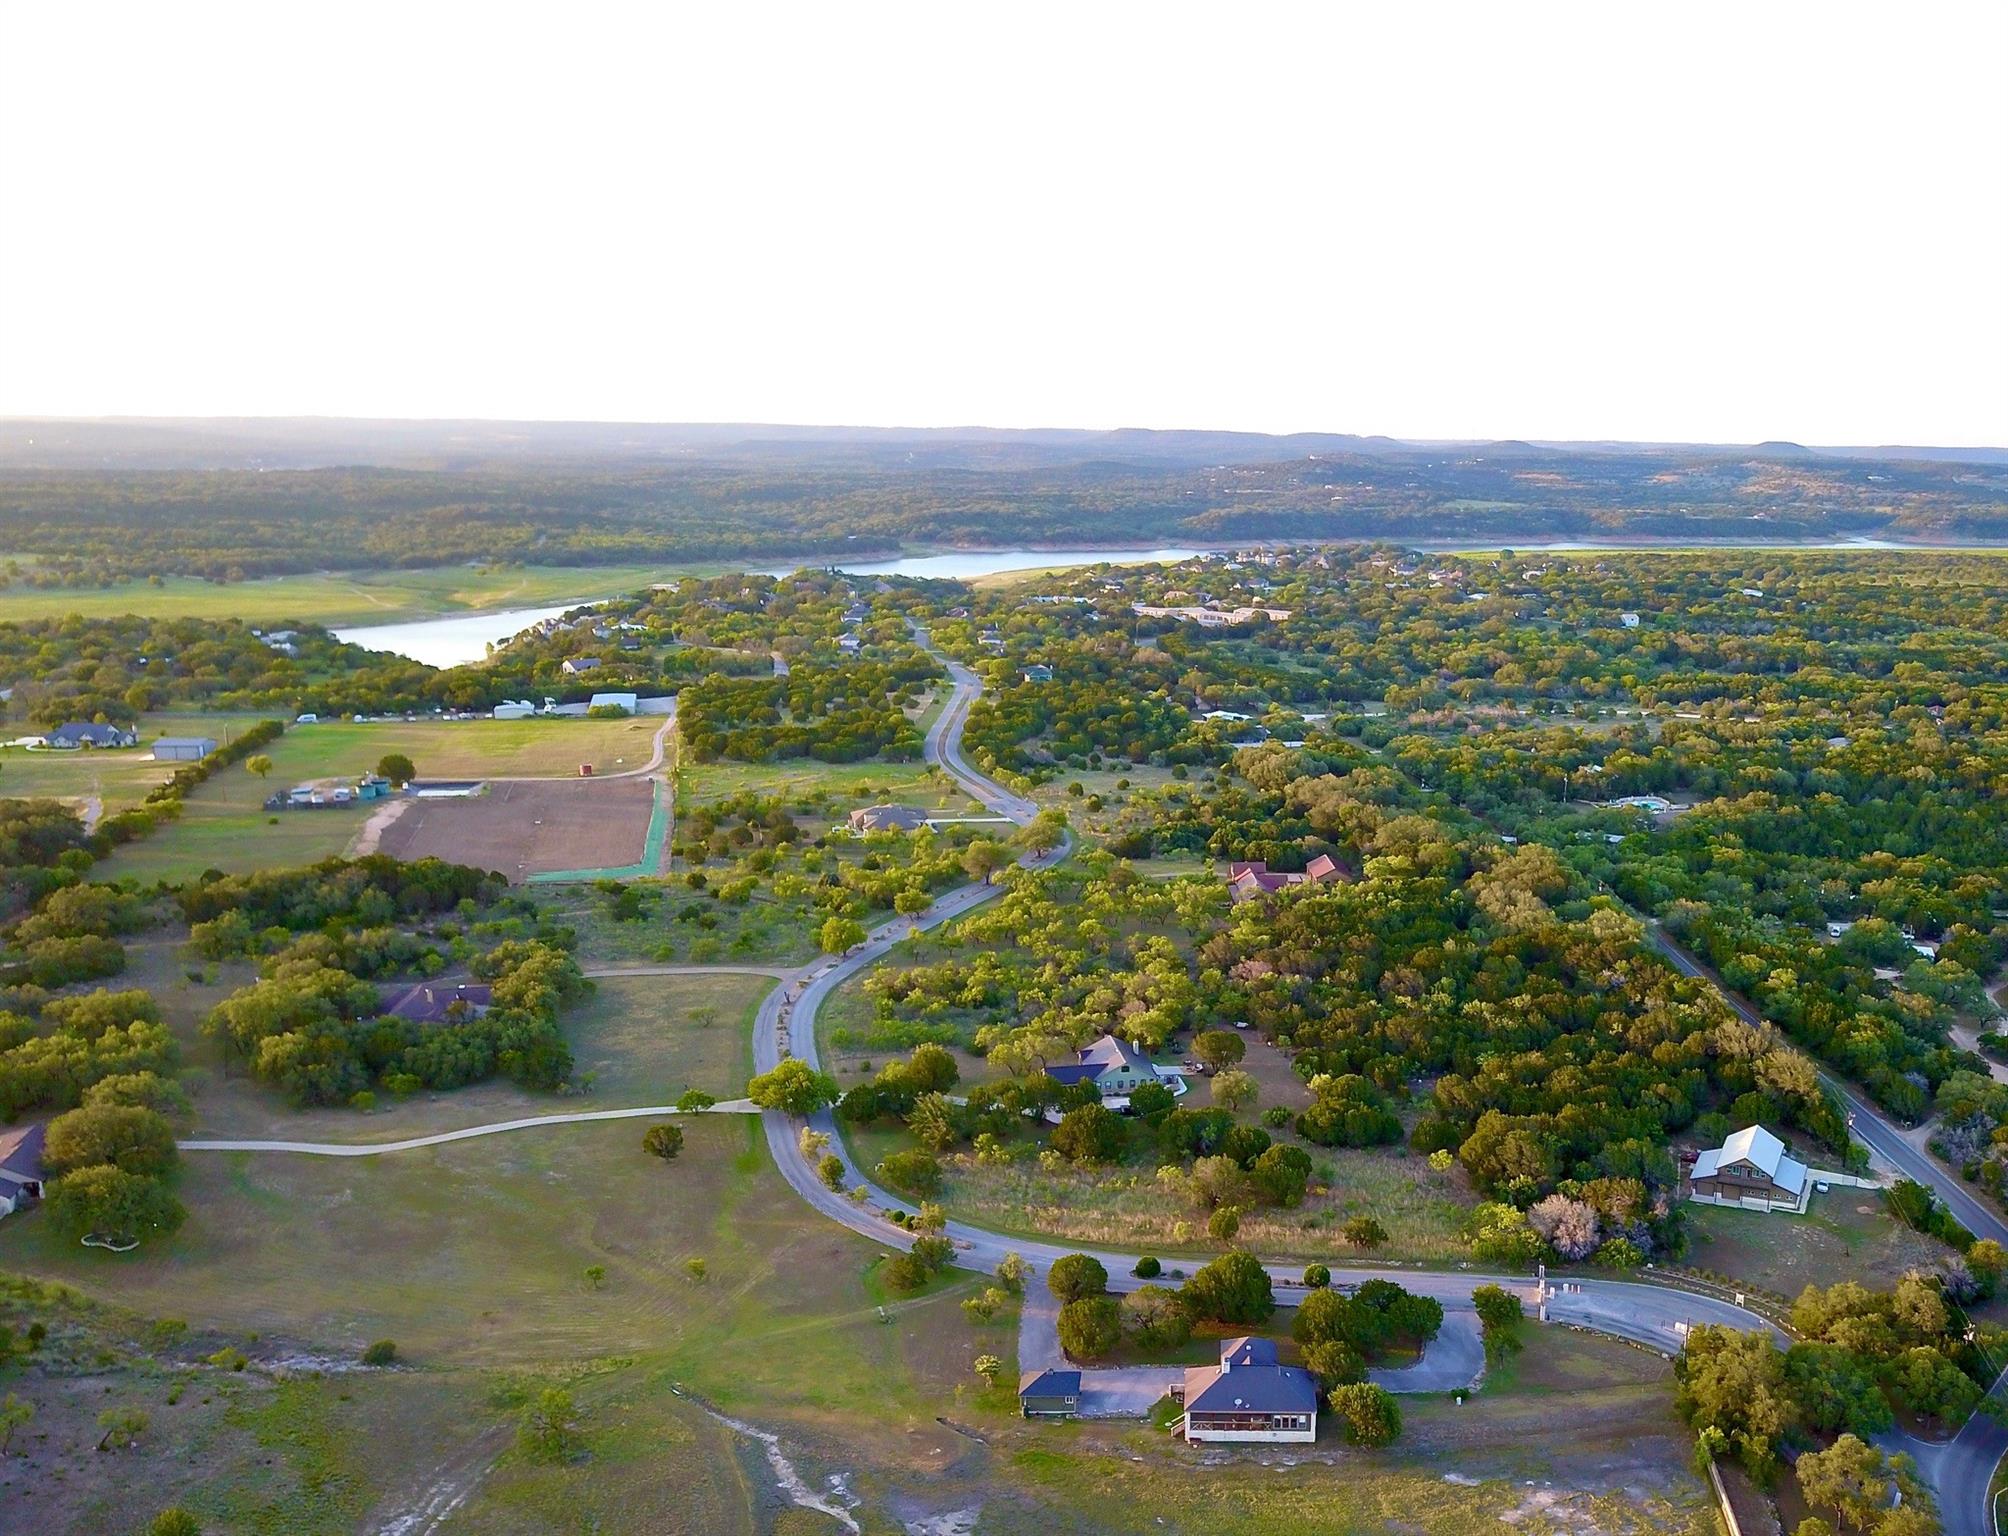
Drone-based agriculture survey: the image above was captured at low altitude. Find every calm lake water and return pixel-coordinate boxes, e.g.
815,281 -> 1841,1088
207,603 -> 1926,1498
334,603 -> 581,668
337,547 -> 1209,665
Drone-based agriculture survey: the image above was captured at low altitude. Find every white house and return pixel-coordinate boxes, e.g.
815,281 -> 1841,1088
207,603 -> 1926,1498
493,699 -> 538,720
1043,1036 -> 1186,1108
587,691 -> 639,714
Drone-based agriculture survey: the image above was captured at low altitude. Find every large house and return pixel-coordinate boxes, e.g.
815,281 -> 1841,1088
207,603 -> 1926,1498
1690,1124 -> 1810,1212
1225,855 -> 1347,904
384,982 -> 493,1024
1044,1036 -> 1182,1106
847,804 -> 930,835
1176,1336 -> 1319,1443
47,721 -> 138,750
1017,1368 -> 1081,1418
0,1123 -> 47,1220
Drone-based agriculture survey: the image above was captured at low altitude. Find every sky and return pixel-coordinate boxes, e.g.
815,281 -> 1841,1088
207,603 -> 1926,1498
4,3 -> 2004,446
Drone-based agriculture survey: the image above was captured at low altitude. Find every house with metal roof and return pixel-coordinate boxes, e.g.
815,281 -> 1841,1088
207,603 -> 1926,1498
1176,1337 -> 1318,1442
1689,1124 -> 1810,1212
152,736 -> 217,761
846,804 -> 930,835
383,982 -> 493,1025
1017,1368 -> 1081,1418
47,721 -> 139,750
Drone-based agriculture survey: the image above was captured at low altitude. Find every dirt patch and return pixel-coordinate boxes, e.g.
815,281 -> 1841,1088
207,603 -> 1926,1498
348,794 -> 414,857
377,778 -> 656,880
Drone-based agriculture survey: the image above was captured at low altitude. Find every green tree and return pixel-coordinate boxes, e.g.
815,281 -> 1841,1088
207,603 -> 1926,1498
817,1152 -> 846,1190
1328,1382 -> 1401,1446
818,915 -> 867,954
1302,1264 -> 1331,1288
1673,1325 -> 1796,1476
874,1148 -> 943,1197
518,1388 -> 581,1461
745,1058 -> 839,1115
996,1252 -> 1032,1293
44,1103 -> 178,1177
1794,1434 -> 1921,1532
95,1406 -> 149,1452
1471,1284 -> 1525,1365
244,753 -> 273,782
1182,1251 -> 1274,1325
375,753 -> 416,786
675,1089 -> 717,1112
1192,1029 -> 1246,1072
1121,1285 -> 1192,1350
1207,1205 -> 1242,1243
1017,809 -> 1068,856
1781,1343 -> 1892,1437
1209,1067 -> 1257,1112
1056,1297 -> 1122,1360
641,1123 -> 684,1160
961,839 -> 1012,884
48,1165 -> 185,1245
1302,1339 -> 1366,1390
1343,1215 -> 1388,1249
1049,1103 -> 1125,1163
973,1353 -> 1002,1385
1047,1253 -> 1108,1303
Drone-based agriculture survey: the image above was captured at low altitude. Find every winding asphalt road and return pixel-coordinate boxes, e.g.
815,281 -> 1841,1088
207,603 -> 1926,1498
181,640 -> 2008,1530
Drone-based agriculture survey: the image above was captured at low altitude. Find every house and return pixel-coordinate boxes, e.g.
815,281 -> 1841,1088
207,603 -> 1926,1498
561,657 -> 602,676
587,691 -> 639,714
1176,1337 -> 1318,1443
1689,1124 -> 1809,1212
152,736 -> 217,762
1044,1035 -> 1181,1104
0,1122 -> 47,1220
1022,664 -> 1053,683
1017,1368 -> 1081,1418
847,804 -> 930,835
1619,612 -> 1642,629
1225,858 -> 1347,903
384,982 -> 493,1024
47,721 -> 138,750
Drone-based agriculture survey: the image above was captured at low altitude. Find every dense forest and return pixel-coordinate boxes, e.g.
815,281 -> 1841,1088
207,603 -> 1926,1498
0,431 -> 2005,587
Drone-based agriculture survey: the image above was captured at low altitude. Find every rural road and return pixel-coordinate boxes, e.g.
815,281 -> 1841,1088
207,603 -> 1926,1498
180,639 -> 2008,1532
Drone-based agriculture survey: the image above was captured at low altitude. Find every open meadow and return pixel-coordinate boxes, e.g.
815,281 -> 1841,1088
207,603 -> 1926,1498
0,561 -> 714,628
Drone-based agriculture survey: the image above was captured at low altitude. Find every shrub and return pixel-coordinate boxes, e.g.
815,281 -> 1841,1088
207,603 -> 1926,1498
1302,1264 -> 1331,1288
1132,1255 -> 1162,1279
1047,1253 -> 1108,1303
362,1339 -> 398,1366
1182,1251 -> 1274,1325
1328,1382 -> 1402,1446
1057,1296 -> 1122,1360
641,1123 -> 684,1160
875,1148 -> 943,1197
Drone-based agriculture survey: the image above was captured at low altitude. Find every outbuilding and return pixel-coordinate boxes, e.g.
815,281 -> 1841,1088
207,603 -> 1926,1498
1017,1368 -> 1081,1418
152,736 -> 217,761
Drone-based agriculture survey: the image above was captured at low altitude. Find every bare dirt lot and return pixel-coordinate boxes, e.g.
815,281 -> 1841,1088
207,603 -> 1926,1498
377,777 -> 657,879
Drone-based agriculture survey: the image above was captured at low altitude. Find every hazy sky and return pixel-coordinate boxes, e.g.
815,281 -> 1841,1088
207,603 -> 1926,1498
6,3 -> 2004,445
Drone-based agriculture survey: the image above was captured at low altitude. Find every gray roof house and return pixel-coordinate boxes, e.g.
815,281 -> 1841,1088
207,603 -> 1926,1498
1690,1124 -> 1810,1212
1044,1036 -> 1181,1105
1177,1337 -> 1319,1443
0,1122 -> 47,1219
384,982 -> 493,1024
48,721 -> 138,750
561,657 -> 602,676
1018,1368 -> 1081,1418
847,804 -> 930,835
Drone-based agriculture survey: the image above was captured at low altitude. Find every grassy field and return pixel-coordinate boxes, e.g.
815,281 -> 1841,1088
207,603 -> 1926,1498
679,754 -> 975,813
0,561 -> 720,628
0,712 -> 270,814
81,715 -> 664,886
1683,1192 -> 1949,1299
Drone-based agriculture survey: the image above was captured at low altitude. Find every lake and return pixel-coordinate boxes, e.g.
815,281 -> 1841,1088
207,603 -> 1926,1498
334,603 -> 583,668
336,547 -> 1209,665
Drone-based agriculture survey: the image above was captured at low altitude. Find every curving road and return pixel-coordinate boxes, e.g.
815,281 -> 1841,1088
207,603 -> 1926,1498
182,638 -> 2006,1530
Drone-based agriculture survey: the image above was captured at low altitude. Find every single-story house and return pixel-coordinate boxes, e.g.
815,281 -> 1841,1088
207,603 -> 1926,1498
384,982 -> 493,1024
47,721 -> 139,750
1690,1124 -> 1809,1211
1022,664 -> 1053,683
152,736 -> 217,762
561,657 -> 602,676
1225,856 -> 1348,903
1018,1368 -> 1081,1418
1044,1036 -> 1184,1107
588,691 -> 639,714
1176,1336 -> 1319,1443
1620,612 -> 1642,628
847,804 -> 930,835
0,1122 -> 47,1220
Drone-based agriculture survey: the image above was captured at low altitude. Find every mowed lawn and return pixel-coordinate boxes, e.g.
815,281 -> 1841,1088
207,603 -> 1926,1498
0,712 -> 269,814
87,715 -> 664,885
163,967 -> 774,1144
